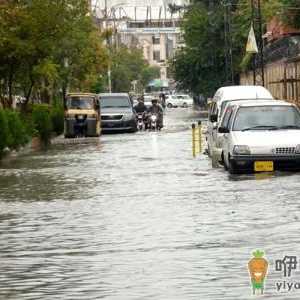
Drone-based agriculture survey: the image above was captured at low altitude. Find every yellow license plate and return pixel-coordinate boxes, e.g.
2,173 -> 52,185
254,161 -> 274,172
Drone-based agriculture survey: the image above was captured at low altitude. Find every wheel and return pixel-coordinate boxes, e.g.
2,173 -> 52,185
207,144 -> 211,157
227,154 -> 239,174
129,127 -> 138,133
183,102 -> 188,108
222,152 -> 228,170
207,144 -> 212,157
167,103 -> 173,108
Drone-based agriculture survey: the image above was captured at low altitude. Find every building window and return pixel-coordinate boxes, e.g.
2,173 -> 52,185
153,50 -> 160,62
152,36 -> 160,45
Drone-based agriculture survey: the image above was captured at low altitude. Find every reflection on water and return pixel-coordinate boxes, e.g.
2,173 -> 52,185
0,109 -> 300,300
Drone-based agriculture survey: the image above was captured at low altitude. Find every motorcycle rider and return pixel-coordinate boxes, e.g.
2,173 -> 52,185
134,97 -> 148,127
147,98 -> 164,129
134,97 -> 147,113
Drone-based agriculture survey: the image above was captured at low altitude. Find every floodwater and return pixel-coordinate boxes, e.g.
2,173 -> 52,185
0,109 -> 300,300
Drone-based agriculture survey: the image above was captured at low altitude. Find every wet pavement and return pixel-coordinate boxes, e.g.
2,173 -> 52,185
0,109 -> 300,299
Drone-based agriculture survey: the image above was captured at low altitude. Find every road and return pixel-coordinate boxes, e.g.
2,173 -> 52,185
0,109 -> 300,299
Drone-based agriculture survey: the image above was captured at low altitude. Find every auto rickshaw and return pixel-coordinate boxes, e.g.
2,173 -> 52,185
64,93 -> 101,138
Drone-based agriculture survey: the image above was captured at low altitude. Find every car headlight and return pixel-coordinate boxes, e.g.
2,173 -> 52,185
233,145 -> 251,155
295,144 -> 300,154
123,113 -> 133,121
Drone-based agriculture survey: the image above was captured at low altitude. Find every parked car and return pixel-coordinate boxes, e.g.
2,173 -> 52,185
207,85 -> 274,157
218,100 -> 300,173
99,93 -> 137,133
166,94 -> 193,108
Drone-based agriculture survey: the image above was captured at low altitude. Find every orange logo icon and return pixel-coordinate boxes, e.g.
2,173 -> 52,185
248,250 -> 268,295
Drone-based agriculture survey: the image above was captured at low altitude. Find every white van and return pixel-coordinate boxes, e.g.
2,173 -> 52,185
207,85 -> 274,157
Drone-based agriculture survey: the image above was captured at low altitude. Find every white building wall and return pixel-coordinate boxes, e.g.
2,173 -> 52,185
119,28 -> 182,80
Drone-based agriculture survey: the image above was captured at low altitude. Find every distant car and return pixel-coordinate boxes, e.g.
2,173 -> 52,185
99,93 -> 137,133
218,100 -> 300,173
166,94 -> 193,108
207,85 -> 274,157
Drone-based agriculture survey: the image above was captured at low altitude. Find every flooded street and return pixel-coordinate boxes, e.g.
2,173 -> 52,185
1,109 -> 300,299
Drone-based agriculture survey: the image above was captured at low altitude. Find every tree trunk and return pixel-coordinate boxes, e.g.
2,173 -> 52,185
21,80 -> 34,113
8,69 -> 13,108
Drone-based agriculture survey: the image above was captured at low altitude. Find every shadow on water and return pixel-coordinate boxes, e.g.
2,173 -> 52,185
227,170 -> 300,181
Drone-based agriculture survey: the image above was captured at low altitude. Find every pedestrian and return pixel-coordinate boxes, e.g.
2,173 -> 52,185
159,93 -> 166,109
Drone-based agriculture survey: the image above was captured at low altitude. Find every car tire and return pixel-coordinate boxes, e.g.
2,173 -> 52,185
183,102 -> 188,108
207,144 -> 212,157
129,127 -> 137,133
223,152 -> 228,170
227,154 -> 239,174
219,151 -> 224,166
167,103 -> 173,108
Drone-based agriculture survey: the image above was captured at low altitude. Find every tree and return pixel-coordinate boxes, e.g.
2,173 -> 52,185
171,0 -> 279,96
109,46 -> 159,93
172,1 -> 229,96
0,0 -> 108,108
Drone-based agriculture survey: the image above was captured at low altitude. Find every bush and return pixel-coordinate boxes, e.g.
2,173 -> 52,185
51,105 -> 64,135
32,104 -> 53,145
0,110 -> 10,157
5,110 -> 29,149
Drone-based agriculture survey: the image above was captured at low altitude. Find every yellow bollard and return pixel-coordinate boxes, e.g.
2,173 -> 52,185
198,121 -> 202,153
192,123 -> 196,157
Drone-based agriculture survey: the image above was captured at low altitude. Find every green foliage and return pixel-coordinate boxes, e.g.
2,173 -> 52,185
173,0 -> 300,96
0,110 -> 10,157
110,46 -> 160,92
173,2 -> 230,96
140,66 -> 161,87
5,110 -> 29,149
253,250 -> 265,258
0,0 -> 108,106
240,53 -> 253,71
50,105 -> 64,135
32,104 -> 52,145
0,109 -> 30,158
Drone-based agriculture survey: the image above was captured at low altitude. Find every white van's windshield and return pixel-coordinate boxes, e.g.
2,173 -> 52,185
233,106 -> 300,131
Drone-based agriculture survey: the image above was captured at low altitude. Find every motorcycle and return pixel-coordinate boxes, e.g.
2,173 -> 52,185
137,113 -> 145,131
148,113 -> 160,131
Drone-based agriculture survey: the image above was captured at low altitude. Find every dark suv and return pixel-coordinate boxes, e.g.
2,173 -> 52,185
99,93 -> 137,133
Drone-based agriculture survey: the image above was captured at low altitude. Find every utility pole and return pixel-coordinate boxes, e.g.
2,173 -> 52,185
104,0 -> 112,93
251,0 -> 265,86
223,0 -> 234,85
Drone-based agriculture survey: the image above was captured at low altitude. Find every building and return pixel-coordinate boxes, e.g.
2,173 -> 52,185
118,19 -> 184,80
92,1 -> 187,81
